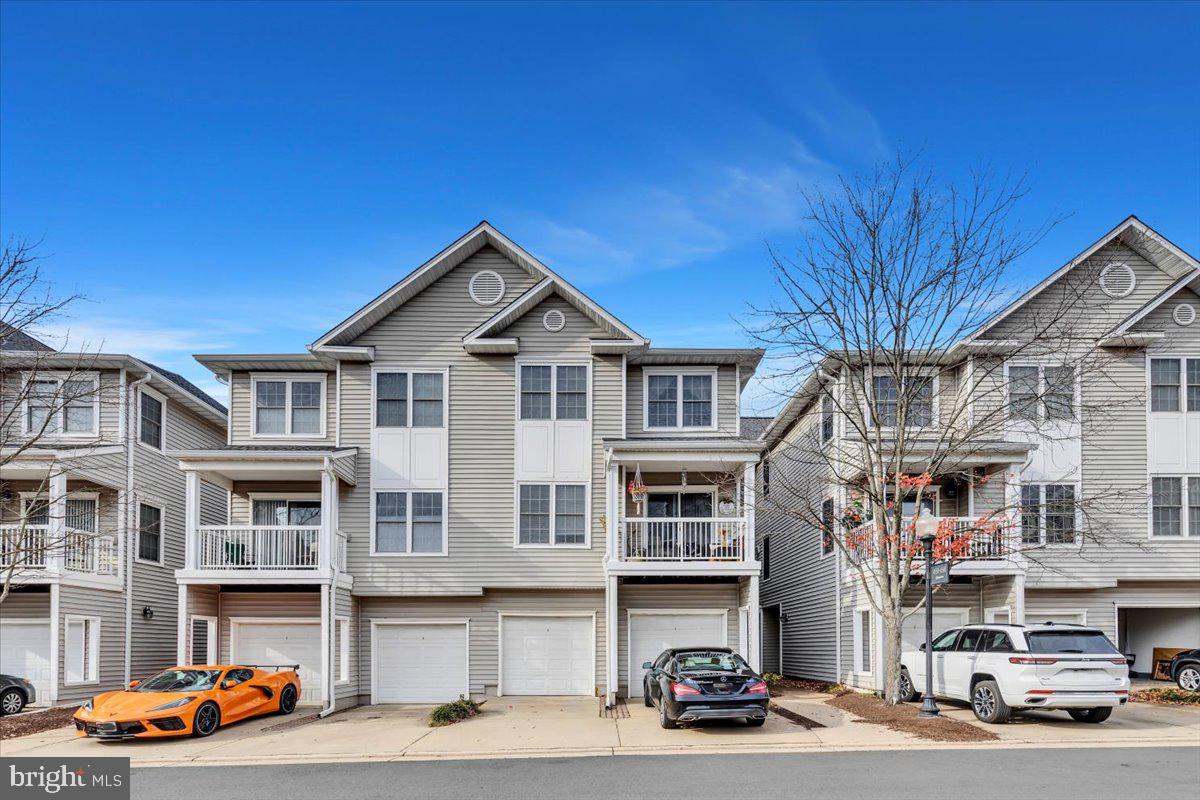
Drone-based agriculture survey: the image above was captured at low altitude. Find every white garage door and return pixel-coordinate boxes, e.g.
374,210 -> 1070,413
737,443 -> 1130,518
233,621 -> 322,704
628,612 -> 727,698
501,615 -> 593,696
1026,611 -> 1086,625
374,623 -> 468,703
901,609 -> 969,652
0,622 -> 51,705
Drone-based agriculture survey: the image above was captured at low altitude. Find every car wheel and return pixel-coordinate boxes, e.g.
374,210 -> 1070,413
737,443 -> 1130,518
1067,707 -> 1112,724
191,701 -> 221,737
278,684 -> 298,715
971,680 -> 1011,724
1176,666 -> 1200,693
0,688 -> 26,715
746,716 -> 766,727
898,669 -> 919,703
658,697 -> 677,729
643,683 -> 653,707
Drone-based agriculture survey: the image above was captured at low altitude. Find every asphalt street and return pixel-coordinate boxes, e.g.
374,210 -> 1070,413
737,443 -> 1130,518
131,746 -> 1200,800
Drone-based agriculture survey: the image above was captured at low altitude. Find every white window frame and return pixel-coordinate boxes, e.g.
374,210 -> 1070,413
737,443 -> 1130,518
247,492 -> 322,526
336,616 -> 350,684
135,501 -> 166,566
250,372 -> 328,439
189,615 -> 218,664
516,361 -> 591,421
1147,474 -> 1200,539
137,385 -> 168,452
985,606 -> 1012,624
369,489 -> 448,557
865,371 -> 939,430
1003,361 -> 1080,425
820,393 -> 835,444
1147,355 -> 1200,415
63,614 -> 101,685
1018,482 -> 1082,547
20,371 -> 100,438
820,496 -> 836,558
852,607 -> 873,676
370,367 -> 448,430
513,481 -> 591,549
642,367 -> 718,432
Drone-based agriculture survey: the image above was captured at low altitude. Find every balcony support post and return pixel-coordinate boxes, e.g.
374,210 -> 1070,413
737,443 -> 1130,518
606,459 -> 619,561
184,471 -> 201,569
742,462 -> 756,562
177,584 -> 188,664
605,574 -> 618,706
320,466 -> 337,571
46,468 -> 67,572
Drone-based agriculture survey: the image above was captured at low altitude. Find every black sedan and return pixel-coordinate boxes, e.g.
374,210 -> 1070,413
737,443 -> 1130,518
1169,649 -> 1200,692
641,647 -> 769,729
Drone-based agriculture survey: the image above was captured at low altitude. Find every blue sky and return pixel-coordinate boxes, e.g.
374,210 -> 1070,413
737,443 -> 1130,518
2,1 -> 1198,412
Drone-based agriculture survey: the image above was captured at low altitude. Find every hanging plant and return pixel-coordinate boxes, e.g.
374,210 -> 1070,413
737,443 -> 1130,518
628,464 -> 648,504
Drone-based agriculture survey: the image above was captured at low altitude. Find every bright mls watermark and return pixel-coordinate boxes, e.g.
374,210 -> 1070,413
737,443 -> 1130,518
4,758 -> 129,799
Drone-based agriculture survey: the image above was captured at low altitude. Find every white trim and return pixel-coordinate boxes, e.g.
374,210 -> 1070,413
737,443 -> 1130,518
642,367 -> 719,432
513,481 -> 592,549
368,488 -> 449,557
369,618 -> 471,704
250,372 -> 328,439
984,606 -> 1012,624
515,358 -> 592,422
134,500 -> 167,567
1147,473 -> 1200,539
625,607 -> 729,698
335,615 -> 350,684
1017,481 -> 1083,547
864,370 -> 940,430
62,614 -> 101,686
20,371 -> 101,439
189,615 -> 218,664
497,611 -> 597,697
1024,609 -> 1087,625
852,606 -> 872,677
370,365 -> 449,431
1002,360 -> 1081,426
136,384 -> 168,453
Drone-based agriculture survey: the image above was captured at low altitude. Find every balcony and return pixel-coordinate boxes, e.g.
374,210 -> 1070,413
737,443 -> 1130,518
189,525 -> 347,575
0,524 -> 119,577
846,515 -> 1021,573
619,518 -> 748,562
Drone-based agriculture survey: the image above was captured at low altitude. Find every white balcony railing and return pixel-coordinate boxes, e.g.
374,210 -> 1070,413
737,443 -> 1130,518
0,524 -> 118,575
197,525 -> 322,570
847,515 -> 1014,561
619,517 -> 748,562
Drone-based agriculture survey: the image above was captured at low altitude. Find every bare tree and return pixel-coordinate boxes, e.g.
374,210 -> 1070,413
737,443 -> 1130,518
0,240 -> 117,603
749,157 -> 1141,704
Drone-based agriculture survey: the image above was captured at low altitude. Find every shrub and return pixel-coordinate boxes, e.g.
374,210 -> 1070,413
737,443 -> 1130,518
762,672 -> 783,689
428,696 -> 483,727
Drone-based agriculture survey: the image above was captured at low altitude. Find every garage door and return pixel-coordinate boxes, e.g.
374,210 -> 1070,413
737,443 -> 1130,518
628,612 -> 727,698
374,623 -> 468,703
233,621 -> 322,704
1026,611 -> 1086,625
501,615 -> 593,696
0,622 -> 51,705
901,609 -> 969,652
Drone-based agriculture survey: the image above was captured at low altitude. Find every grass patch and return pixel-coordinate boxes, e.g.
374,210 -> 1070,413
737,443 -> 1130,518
1132,687 -> 1200,706
428,696 -> 484,727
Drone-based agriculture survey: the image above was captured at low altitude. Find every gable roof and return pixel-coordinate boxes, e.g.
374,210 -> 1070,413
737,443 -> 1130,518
0,322 -> 54,352
1102,269 -> 1200,341
311,221 -> 646,351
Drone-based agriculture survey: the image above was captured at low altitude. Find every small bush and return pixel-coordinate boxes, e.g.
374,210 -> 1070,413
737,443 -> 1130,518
762,672 -> 783,688
429,696 -> 483,727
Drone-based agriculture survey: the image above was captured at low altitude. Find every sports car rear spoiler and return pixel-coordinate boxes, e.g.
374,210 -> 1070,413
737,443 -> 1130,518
240,664 -> 301,672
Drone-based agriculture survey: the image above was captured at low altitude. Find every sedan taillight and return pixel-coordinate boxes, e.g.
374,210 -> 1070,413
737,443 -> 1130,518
672,681 -> 701,696
747,681 -> 769,694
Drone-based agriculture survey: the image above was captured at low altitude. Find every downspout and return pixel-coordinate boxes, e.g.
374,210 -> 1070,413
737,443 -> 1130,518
124,371 -> 152,686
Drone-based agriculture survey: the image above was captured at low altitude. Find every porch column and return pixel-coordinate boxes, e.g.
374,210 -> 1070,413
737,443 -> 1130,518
606,460 -> 619,561
606,575 -> 619,706
1013,571 -> 1026,625
46,468 -> 67,572
747,575 -> 761,672
48,583 -> 60,703
320,583 -> 331,710
320,468 -> 337,571
177,584 -> 188,664
184,470 -> 200,569
742,462 -> 756,561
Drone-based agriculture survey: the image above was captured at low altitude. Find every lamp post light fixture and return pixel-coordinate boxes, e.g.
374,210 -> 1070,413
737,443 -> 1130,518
914,509 -> 941,718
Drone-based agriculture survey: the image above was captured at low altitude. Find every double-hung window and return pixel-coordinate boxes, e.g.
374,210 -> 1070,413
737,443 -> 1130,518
374,371 -> 445,427
820,497 -> 835,556
137,503 -> 164,564
373,490 -> 445,554
1019,484 -> 1077,545
519,364 -> 588,420
820,394 -> 835,442
1150,357 -> 1200,412
1150,476 -> 1200,537
139,389 -> 164,449
517,483 -> 588,546
24,375 -> 98,436
644,370 -> 715,430
1008,364 -> 1076,422
870,375 -> 933,428
253,375 -> 326,436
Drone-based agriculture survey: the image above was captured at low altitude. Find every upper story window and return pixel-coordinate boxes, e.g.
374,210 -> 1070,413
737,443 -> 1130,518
373,490 -> 445,554
253,374 -> 326,437
24,374 -> 98,436
1150,476 -> 1199,537
1008,364 -> 1075,422
821,497 -> 835,556
137,503 -> 163,564
252,498 -> 322,526
1019,483 -> 1077,545
644,369 -> 716,430
139,388 -> 165,450
820,394 -> 835,443
519,364 -> 588,420
870,375 -> 933,428
1150,357 -> 1200,412
517,483 -> 588,546
374,371 -> 445,428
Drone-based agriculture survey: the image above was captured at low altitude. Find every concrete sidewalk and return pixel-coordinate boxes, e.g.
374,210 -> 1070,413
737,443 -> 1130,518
2,693 -> 1197,767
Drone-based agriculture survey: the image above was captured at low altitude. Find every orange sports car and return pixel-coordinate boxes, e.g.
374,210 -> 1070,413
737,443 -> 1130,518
73,665 -> 301,740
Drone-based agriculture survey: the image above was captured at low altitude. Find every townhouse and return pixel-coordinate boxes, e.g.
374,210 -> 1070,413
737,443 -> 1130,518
753,216 -> 1200,689
173,222 -> 765,710
0,331 -> 228,706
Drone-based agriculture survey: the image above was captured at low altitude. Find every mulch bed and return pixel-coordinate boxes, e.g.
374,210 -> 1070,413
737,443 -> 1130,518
827,691 -> 997,742
0,706 -> 79,741
769,678 -> 837,697
1131,688 -> 1200,707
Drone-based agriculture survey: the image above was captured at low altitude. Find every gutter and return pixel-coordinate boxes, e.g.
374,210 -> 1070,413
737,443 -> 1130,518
124,371 -> 152,686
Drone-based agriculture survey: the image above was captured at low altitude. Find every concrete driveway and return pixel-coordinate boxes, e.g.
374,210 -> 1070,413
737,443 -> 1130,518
2,693 -> 1196,766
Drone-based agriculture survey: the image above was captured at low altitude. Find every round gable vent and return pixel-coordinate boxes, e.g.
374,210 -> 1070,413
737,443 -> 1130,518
468,270 -> 506,306
542,309 -> 566,332
1174,303 -> 1196,327
1098,263 -> 1136,299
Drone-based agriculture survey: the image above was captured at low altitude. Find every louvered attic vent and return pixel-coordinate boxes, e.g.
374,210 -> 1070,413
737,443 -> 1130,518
468,270 -> 506,305
1174,303 -> 1196,327
542,309 -> 566,332
1098,263 -> 1136,298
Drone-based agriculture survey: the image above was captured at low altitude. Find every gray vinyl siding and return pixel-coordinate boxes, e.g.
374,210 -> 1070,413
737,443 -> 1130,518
340,247 -> 622,594
57,584 -> 126,703
199,480 -> 229,526
498,295 -> 612,355
227,370 -> 337,446
625,364 -> 740,438
615,582 -> 741,695
334,586 -> 357,702
760,606 -> 781,674
358,589 -> 606,699
0,586 -> 50,618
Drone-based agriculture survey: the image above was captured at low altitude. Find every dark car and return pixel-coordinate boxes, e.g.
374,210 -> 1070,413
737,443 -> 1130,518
641,647 -> 769,729
1169,649 -> 1200,692
0,674 -> 36,715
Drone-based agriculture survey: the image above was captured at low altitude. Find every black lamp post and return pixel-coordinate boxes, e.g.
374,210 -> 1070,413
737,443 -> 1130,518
917,519 -> 941,718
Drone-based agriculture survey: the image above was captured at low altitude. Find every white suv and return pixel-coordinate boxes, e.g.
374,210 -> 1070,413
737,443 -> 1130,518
898,623 -> 1130,724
